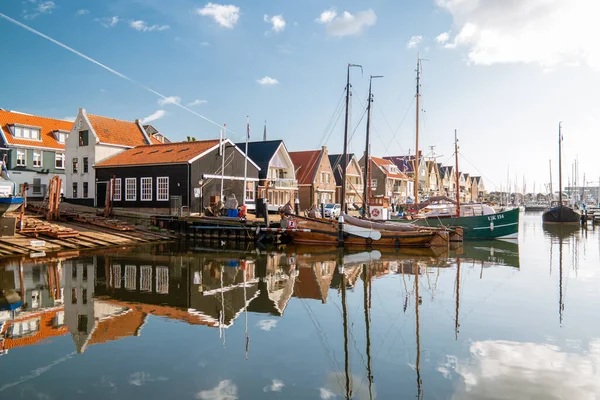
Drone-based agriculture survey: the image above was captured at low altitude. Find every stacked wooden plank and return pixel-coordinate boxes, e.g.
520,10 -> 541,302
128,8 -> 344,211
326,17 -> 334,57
72,215 -> 135,231
19,218 -> 80,239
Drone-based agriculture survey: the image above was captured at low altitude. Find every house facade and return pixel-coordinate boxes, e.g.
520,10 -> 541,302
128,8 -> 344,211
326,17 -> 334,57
440,165 -> 456,197
0,109 -> 72,198
384,152 -> 426,196
359,156 -> 412,205
424,160 -> 442,197
328,153 -> 364,207
234,140 -> 297,212
65,108 -> 161,207
290,146 -> 336,210
94,139 -> 260,214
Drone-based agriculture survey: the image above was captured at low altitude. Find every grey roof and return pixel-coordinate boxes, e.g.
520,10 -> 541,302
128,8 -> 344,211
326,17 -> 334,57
328,153 -> 356,186
234,140 -> 285,180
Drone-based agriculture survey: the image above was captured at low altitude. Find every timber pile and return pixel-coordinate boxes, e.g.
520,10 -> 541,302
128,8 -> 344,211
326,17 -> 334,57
72,214 -> 135,231
18,218 -> 80,239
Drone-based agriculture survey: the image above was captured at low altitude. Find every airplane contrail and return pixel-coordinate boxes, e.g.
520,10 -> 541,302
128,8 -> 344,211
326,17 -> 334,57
0,12 -> 236,135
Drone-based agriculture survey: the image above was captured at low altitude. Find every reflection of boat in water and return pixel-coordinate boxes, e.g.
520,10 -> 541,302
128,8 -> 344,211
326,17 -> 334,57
458,241 -> 520,268
542,223 -> 581,240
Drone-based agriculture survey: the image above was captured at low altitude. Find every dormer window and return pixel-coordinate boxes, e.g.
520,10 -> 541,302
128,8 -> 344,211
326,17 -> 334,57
53,130 -> 68,144
12,125 -> 41,141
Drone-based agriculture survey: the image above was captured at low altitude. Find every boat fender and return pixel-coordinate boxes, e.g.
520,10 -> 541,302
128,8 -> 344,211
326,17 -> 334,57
366,237 -> 373,246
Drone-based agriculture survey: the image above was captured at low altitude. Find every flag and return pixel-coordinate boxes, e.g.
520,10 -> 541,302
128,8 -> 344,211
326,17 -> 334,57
1,154 -> 8,178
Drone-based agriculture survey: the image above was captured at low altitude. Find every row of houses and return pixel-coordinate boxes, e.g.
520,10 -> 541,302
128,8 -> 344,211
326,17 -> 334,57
0,108 -> 485,214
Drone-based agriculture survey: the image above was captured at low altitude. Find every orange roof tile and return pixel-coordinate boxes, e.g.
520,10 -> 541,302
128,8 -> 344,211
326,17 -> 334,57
1,308 -> 69,350
101,299 -> 214,327
371,156 -> 408,179
87,309 -> 146,346
289,150 -> 322,185
0,110 -> 72,150
87,114 -> 156,147
95,140 -> 220,167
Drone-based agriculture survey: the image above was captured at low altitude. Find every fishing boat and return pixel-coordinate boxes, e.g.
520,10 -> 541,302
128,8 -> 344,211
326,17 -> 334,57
282,64 -> 455,248
0,157 -> 23,215
542,123 -> 580,224
524,202 -> 549,212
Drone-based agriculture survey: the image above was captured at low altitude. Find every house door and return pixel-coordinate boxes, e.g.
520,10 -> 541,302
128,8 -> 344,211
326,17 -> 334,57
96,181 -> 107,208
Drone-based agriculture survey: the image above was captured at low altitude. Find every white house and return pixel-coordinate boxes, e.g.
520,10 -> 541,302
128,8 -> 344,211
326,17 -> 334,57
65,108 -> 161,206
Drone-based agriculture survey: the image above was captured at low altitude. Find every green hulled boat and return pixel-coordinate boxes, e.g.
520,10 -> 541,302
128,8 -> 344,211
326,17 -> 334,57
392,207 -> 520,240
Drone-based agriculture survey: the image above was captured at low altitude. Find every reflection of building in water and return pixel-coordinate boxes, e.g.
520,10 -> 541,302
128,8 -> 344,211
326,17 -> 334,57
0,260 -> 67,354
293,262 -> 334,303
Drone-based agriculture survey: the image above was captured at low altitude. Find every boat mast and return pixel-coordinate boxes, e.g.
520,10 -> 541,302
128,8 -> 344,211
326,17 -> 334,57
558,122 -> 563,205
549,159 -> 553,201
340,266 -> 351,399
342,64 -> 362,214
454,129 -> 461,216
414,56 -> 422,206
363,75 -> 383,217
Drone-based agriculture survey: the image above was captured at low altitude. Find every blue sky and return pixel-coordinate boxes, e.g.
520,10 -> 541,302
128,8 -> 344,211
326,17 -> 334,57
1,0 -> 599,192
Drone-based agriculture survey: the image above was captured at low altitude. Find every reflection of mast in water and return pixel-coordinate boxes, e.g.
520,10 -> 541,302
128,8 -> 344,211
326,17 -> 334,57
219,265 -> 226,347
455,257 -> 461,341
243,261 -> 249,359
559,235 -> 564,325
415,262 -> 423,399
363,264 -> 373,400
340,264 -> 351,400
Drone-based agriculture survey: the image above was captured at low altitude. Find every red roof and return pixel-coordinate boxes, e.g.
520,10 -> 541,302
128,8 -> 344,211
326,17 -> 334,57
87,114 -> 161,147
0,109 -> 72,150
289,150 -> 322,185
371,157 -> 408,179
95,140 -> 220,167
0,308 -> 68,350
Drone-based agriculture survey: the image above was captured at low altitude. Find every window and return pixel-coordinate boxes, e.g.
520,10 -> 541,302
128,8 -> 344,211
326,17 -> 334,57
32,150 -> 42,167
55,153 -> 65,169
83,157 -> 89,173
245,181 -> 255,201
71,288 -> 77,304
125,178 -> 136,201
156,267 -> 169,294
112,178 -> 121,201
72,158 -> 78,173
78,130 -> 89,146
125,265 -> 137,290
320,172 -> 330,184
16,149 -> 26,166
111,265 -> 122,288
140,266 -> 152,292
82,289 -> 87,305
83,182 -> 89,198
77,315 -> 88,333
33,178 -> 41,195
371,179 -> 377,189
13,126 -> 40,140
141,177 -> 152,201
72,182 -> 78,198
55,131 -> 67,144
157,177 -> 169,201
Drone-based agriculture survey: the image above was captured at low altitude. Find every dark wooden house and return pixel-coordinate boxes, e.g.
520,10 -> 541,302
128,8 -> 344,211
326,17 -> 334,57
94,139 -> 260,214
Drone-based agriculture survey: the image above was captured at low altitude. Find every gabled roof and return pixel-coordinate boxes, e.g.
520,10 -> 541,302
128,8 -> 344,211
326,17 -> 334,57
384,151 -> 422,174
371,156 -> 408,180
328,153 -> 356,186
234,140 -> 285,180
86,114 -> 161,147
0,109 -> 72,150
289,149 -> 323,185
95,139 -> 220,167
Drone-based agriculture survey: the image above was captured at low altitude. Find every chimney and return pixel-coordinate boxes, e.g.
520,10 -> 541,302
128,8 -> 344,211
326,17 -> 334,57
135,119 -> 141,124
79,108 -> 86,114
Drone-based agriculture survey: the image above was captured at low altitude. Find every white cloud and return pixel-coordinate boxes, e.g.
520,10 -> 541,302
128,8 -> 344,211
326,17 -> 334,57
188,99 -> 208,106
96,16 -> 119,28
406,35 -> 422,49
257,319 -> 278,330
435,31 -> 450,45
23,0 -> 55,19
76,9 -> 89,16
263,379 -> 284,392
157,96 -> 181,106
130,20 -> 169,32
448,339 -> 600,399
196,3 -> 240,29
319,388 -> 336,400
142,110 -> 167,124
63,116 -> 76,122
264,14 -> 285,33
436,0 -> 600,70
316,9 -> 337,24
256,76 -> 279,86
196,380 -> 238,400
317,9 -> 377,37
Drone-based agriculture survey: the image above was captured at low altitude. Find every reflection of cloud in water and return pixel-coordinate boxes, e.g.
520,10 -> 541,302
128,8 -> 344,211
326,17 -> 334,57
128,371 -> 168,386
196,380 -> 238,400
321,372 -> 376,399
449,340 -> 600,399
258,319 -> 278,331
263,379 -> 284,392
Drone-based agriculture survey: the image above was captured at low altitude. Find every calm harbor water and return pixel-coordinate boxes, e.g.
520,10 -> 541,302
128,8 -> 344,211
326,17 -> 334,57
1,213 -> 599,399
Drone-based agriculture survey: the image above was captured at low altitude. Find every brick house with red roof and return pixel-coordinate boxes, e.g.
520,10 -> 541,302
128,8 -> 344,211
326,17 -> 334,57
289,146 -> 336,211
65,108 -> 163,206
358,156 -> 412,205
0,109 -> 74,198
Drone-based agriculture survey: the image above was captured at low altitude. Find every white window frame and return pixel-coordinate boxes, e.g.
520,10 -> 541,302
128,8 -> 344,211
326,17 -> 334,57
371,179 -> 377,189
141,177 -> 152,201
112,178 -> 122,201
72,158 -> 78,173
32,150 -> 42,168
157,177 -> 169,201
245,181 -> 255,202
125,178 -> 136,201
16,149 -> 26,167
55,153 -> 65,169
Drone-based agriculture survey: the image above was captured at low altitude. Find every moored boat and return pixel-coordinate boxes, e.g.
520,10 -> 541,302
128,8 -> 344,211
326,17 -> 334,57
0,157 -> 24,216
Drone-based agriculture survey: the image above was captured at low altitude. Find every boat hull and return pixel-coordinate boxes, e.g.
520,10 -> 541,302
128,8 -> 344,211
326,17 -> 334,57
283,218 -> 450,248
0,197 -> 24,216
542,205 -> 580,224
392,208 -> 520,240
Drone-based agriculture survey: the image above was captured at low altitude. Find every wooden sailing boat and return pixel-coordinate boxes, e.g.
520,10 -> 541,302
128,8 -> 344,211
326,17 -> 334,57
542,122 -> 580,224
282,64 -> 453,248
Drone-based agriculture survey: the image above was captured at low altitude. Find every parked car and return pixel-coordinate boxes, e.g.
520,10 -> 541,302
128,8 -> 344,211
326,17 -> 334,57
323,203 -> 341,218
